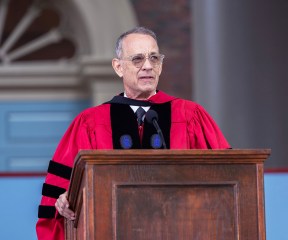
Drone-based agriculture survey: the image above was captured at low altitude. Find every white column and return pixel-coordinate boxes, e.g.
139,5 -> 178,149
80,56 -> 123,106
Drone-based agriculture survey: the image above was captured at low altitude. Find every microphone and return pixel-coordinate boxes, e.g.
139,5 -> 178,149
146,109 -> 167,149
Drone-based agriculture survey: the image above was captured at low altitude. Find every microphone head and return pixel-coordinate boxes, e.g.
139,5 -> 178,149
146,109 -> 158,124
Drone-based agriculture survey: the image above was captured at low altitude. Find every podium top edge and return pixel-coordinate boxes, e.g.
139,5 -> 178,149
74,149 -> 271,163
76,148 -> 271,155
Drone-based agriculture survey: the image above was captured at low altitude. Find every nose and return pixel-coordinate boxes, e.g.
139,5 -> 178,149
141,57 -> 153,70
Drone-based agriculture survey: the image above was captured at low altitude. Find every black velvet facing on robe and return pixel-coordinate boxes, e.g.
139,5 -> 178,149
106,95 -> 154,106
110,102 -> 171,149
47,160 -> 72,180
143,103 -> 171,149
111,104 -> 141,149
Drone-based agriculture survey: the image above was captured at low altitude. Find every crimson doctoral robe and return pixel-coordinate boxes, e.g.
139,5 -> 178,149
36,91 -> 230,239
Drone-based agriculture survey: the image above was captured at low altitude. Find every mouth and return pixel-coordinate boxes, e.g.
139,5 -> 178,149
139,76 -> 154,80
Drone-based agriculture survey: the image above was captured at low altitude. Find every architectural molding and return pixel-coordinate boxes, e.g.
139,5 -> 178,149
0,63 -> 80,87
0,0 -> 137,102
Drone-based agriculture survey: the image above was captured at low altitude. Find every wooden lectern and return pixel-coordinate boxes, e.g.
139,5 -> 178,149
65,149 -> 270,240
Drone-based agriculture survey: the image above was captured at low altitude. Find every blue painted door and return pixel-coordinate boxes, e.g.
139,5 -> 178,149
0,100 -> 90,172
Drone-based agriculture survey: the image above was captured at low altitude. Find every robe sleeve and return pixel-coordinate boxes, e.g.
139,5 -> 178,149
36,112 -> 93,240
188,103 -> 230,149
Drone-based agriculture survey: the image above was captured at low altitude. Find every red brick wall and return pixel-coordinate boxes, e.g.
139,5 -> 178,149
130,0 -> 193,100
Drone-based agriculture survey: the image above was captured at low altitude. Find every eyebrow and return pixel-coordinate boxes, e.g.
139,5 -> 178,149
133,52 -> 159,56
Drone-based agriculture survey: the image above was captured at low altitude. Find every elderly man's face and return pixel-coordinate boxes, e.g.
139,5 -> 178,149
112,33 -> 163,100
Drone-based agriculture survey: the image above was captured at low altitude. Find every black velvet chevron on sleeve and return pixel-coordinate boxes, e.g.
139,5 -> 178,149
42,183 -> 66,199
38,205 -> 56,218
47,160 -> 72,180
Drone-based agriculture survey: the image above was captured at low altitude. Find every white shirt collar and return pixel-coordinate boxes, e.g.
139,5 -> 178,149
124,92 -> 151,113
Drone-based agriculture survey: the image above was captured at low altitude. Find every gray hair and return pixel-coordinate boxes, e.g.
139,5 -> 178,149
115,26 -> 158,58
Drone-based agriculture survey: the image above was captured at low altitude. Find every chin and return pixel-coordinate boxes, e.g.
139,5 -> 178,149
140,87 -> 156,94
141,82 -> 157,89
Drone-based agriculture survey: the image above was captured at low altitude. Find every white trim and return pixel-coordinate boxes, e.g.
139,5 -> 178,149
0,64 -> 80,87
0,89 -> 88,101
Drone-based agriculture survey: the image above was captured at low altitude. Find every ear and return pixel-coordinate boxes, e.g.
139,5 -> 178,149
112,58 -> 123,78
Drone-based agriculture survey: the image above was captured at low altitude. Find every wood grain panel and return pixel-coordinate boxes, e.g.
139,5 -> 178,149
114,183 -> 238,240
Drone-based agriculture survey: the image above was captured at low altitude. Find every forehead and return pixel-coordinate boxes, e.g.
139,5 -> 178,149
122,33 -> 159,55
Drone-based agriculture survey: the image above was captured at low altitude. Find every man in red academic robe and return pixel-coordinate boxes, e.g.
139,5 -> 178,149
36,27 -> 230,240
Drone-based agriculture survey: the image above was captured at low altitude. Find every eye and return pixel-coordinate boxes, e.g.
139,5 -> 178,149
132,55 -> 144,64
150,54 -> 160,63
